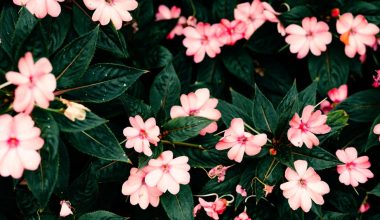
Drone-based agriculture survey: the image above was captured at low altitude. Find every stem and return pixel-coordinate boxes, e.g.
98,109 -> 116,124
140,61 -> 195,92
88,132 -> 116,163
314,97 -> 328,109
188,0 -> 196,17
0,81 -> 11,90
244,194 -> 256,203
252,177 -> 266,186
244,123 -> 272,143
193,193 -> 219,198
119,139 -> 127,145
161,140 -> 205,150
214,129 -> 227,136
264,159 -> 279,181
44,107 -> 65,113
220,194 -> 235,204
352,186 -> 359,196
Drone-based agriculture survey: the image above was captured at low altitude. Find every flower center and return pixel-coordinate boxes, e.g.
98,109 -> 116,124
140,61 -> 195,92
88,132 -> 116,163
237,136 -> 248,144
105,0 -> 113,3
340,31 -> 351,45
7,137 -> 19,148
346,162 -> 355,170
201,36 -> 209,45
298,122 -> 309,132
299,179 -> 307,187
162,164 -> 170,172
189,109 -> 199,115
139,129 -> 148,138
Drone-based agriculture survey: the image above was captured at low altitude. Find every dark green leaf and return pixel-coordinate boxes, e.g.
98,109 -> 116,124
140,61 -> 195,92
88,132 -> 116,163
162,117 -> 212,141
52,110 -> 107,133
53,26 -> 99,88
218,99 -> 254,127
364,113 -> 380,152
140,46 -> 173,69
79,210 -> 124,220
149,64 -> 181,114
368,182 -> 380,197
319,110 -> 349,143
298,82 -> 317,107
56,63 -> 146,103
12,8 -> 38,59
119,94 -> 153,119
67,124 -> 130,163
275,82 -> 299,136
0,3 -> 18,56
222,48 -> 254,87
308,43 -> 350,95
291,147 -> 340,170
337,89 -> 380,122
42,10 -> 71,54
161,185 -> 194,220
279,6 -> 313,26
212,0 -> 237,21
92,159 -> 130,183
134,20 -> 177,47
253,85 -> 278,133
25,110 -> 59,208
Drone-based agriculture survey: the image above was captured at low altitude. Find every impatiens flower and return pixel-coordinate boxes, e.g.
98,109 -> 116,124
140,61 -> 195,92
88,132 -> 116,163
287,105 -> 331,149
234,0 -> 265,39
359,202 -> 370,213
320,84 -> 348,114
155,5 -> 181,21
236,185 -> 247,197
372,70 -> 380,88
182,22 -> 223,63
215,19 -> 246,46
196,198 -> 228,220
60,98 -> 90,122
216,118 -> 267,163
193,203 -> 202,217
336,147 -> 374,187
263,185 -> 274,197
285,17 -> 332,59
167,16 -> 197,39
280,160 -> 330,212
208,165 -> 232,182
170,88 -> 221,135
13,0 -> 64,19
145,151 -> 190,194
83,0 -> 138,30
234,211 -> 251,220
262,2 -> 285,36
336,13 -> 380,58
6,52 -> 56,114
123,115 -> 160,157
374,123 -> 380,141
0,114 -> 44,178
59,200 -> 73,217
122,167 -> 162,209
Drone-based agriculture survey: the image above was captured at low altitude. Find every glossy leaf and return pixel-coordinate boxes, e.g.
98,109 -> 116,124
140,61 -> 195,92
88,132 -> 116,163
162,117 -> 212,141
161,185 -> 194,220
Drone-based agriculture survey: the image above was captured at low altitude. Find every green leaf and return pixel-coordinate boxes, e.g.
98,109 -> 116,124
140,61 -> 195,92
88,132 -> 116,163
161,185 -> 194,220
134,0 -> 154,28
337,89 -> 380,122
212,0 -> 237,21
53,26 -> 99,88
0,3 -> 18,56
67,124 -> 130,163
149,64 -> 181,114
162,117 -> 212,141
298,82 -> 317,107
134,20 -> 177,47
25,109 -> 59,208
139,46 -> 173,69
319,110 -> 349,144
291,147 -> 340,170
279,6 -> 313,26
52,111 -> 107,133
91,159 -> 130,183
275,82 -> 299,136
253,85 -> 278,133
119,94 -> 153,119
79,211 -> 124,220
218,99 -> 254,127
56,63 -> 146,103
54,141 -> 70,194
231,89 -> 254,114
368,182 -> 380,197
222,48 -> 254,87
42,10 -> 71,55
12,8 -> 38,59
364,113 -> 380,152
308,43 -> 350,95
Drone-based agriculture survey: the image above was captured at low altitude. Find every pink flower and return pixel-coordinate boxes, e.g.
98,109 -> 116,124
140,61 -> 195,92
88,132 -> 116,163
145,151 -> 190,194
263,185 -> 274,197
122,167 -> 162,209
170,88 -> 221,135
321,84 -> 348,114
336,13 -> 380,58
196,198 -> 228,220
155,5 -> 181,21
280,160 -> 330,212
287,105 -> 331,149
123,115 -> 160,157
336,147 -> 374,187
0,114 -> 44,178
216,118 -> 267,163
215,19 -> 246,46
208,165 -> 232,182
6,52 -> 56,114
234,0 -> 266,39
83,0 -> 138,30
372,70 -> 380,88
285,17 -> 332,59
13,0 -> 64,18
182,22 -> 223,63
167,16 -> 197,39
359,202 -> 370,213
234,211 -> 251,220
262,2 -> 285,36
59,200 -> 73,217
193,203 -> 202,217
373,123 -> 380,141
236,185 -> 247,197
